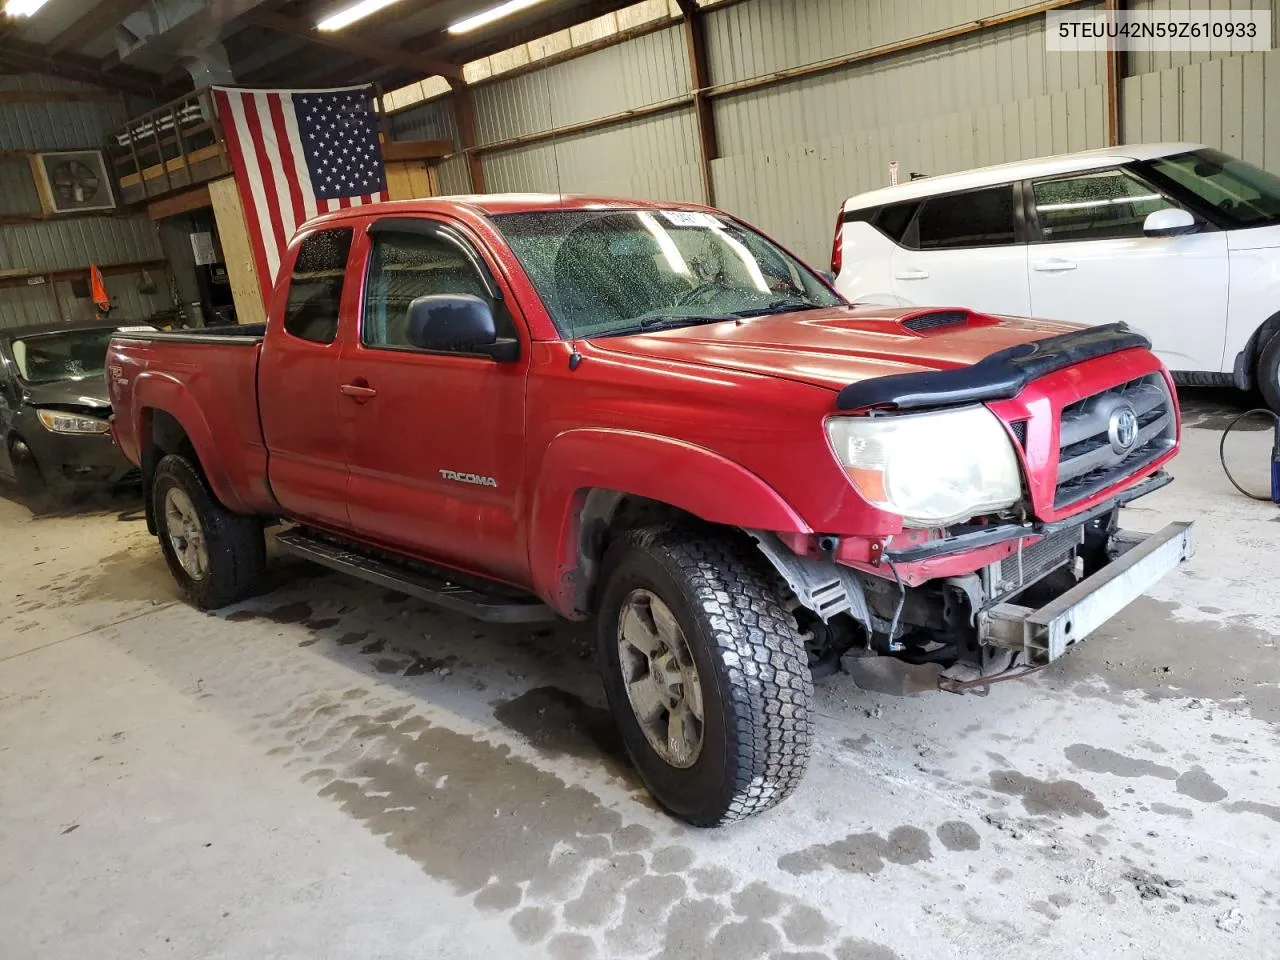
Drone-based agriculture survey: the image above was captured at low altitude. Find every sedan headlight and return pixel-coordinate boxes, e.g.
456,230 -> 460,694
37,409 -> 111,435
826,406 -> 1022,526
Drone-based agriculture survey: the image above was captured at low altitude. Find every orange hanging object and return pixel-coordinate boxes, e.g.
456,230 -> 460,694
90,264 -> 110,315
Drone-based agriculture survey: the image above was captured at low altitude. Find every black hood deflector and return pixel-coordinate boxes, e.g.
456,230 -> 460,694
834,323 -> 1152,412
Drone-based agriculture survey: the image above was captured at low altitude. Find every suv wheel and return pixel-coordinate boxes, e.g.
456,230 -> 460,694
597,526 -> 813,826
153,454 -> 265,609
1258,332 -> 1280,414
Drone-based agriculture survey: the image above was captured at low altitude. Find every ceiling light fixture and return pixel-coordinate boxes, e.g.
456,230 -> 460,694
447,0 -> 552,35
316,0 -> 404,32
2,0 -> 51,17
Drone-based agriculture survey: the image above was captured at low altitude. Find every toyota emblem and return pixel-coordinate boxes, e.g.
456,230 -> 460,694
1108,404 -> 1139,454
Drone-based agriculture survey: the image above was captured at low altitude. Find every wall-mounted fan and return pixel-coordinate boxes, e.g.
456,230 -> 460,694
30,150 -> 117,215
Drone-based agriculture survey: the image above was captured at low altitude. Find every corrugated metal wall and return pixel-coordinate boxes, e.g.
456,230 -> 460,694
0,74 -> 169,329
386,0 -> 1279,267
1126,0 -> 1276,75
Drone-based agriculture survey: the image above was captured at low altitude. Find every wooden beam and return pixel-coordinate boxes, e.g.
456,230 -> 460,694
47,0 -> 143,55
208,177 -> 267,325
147,184 -> 212,221
450,82 -> 486,193
0,259 -> 166,291
677,0 -> 719,206
471,96 -> 693,156
0,89 -> 119,104
246,9 -> 462,80
0,36 -> 174,99
118,143 -> 224,189
382,139 -> 454,162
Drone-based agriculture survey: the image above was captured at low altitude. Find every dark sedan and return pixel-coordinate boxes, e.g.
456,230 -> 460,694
0,321 -> 143,510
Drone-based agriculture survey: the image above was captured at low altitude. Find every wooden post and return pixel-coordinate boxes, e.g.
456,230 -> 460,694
207,176 -> 267,326
677,0 -> 719,206
450,81 -> 487,194
385,160 -> 438,199
1104,0 -> 1123,145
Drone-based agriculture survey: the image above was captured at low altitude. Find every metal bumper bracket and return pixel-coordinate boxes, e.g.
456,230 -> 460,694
983,521 -> 1194,664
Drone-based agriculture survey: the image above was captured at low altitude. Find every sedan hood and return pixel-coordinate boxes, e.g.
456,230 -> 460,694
589,306 -> 1081,392
23,376 -> 112,411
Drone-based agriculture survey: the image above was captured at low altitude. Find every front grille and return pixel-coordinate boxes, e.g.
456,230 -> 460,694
1054,373 -> 1175,509
995,525 -> 1082,593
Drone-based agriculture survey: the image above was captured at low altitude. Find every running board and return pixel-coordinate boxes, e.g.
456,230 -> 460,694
274,528 -> 557,624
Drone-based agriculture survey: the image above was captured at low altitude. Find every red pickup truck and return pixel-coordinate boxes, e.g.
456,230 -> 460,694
107,195 -> 1192,826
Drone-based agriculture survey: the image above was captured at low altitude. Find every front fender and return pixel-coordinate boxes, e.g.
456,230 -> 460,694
130,371 -> 250,514
528,428 -> 810,616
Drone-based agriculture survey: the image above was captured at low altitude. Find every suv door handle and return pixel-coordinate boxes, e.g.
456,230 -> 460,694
894,268 -> 930,280
340,381 -> 377,402
1032,258 -> 1077,273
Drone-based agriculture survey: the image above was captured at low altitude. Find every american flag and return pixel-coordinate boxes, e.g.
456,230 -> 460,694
211,85 -> 388,291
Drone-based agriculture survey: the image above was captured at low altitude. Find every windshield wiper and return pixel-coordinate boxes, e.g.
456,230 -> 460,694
730,297 -> 826,319
596,314 -> 740,337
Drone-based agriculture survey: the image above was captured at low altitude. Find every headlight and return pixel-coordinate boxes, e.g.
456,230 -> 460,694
37,409 -> 111,435
826,406 -> 1022,526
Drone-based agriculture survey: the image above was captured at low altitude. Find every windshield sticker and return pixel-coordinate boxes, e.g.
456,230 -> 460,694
661,210 -> 721,229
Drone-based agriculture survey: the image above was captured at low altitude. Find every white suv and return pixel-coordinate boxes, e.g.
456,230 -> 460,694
832,143 -> 1280,411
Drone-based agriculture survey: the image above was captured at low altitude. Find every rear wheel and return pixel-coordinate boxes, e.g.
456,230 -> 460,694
597,526 -> 813,826
153,454 -> 265,609
1258,332 -> 1280,414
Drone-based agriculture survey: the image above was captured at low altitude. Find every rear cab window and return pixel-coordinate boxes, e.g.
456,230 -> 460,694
282,228 -> 354,344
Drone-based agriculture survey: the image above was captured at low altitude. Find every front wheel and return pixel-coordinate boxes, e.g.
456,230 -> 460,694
597,526 -> 813,826
1258,332 -> 1280,414
10,437 -> 55,514
153,454 -> 265,609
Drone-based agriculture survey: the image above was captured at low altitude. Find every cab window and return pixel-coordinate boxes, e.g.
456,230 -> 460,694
282,228 -> 353,344
1031,169 -> 1173,242
362,228 -> 511,350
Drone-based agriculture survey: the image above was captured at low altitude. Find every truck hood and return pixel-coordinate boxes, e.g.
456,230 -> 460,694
23,376 -> 112,411
589,306 -> 1081,392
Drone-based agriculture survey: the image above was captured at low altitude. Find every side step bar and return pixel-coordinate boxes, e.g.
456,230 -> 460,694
275,528 -> 558,624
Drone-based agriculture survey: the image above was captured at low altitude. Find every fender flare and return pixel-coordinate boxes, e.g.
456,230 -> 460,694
527,428 -> 810,616
129,371 -> 249,514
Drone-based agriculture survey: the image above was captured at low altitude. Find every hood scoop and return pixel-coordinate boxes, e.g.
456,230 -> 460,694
900,308 -> 993,334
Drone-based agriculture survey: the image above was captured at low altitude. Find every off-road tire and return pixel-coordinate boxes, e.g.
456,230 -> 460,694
10,437 -> 55,515
597,525 -> 813,826
1258,331 -> 1280,414
153,454 -> 265,609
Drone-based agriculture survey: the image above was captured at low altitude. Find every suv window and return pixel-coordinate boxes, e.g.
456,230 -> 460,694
283,228 -> 353,344
363,228 -> 509,349
875,201 -> 920,243
914,187 -> 1016,249
1032,169 -> 1173,242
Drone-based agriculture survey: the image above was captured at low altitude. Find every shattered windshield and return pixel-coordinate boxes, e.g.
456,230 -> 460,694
493,209 -> 842,338
11,328 -> 116,384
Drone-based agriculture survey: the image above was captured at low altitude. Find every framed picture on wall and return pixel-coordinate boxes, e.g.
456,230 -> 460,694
29,150 -> 117,215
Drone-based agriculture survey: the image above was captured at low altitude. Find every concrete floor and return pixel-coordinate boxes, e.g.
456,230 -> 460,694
2,390 -> 1279,960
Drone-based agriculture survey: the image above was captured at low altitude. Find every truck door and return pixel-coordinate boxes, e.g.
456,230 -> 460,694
258,226 -> 356,529
337,217 -> 530,584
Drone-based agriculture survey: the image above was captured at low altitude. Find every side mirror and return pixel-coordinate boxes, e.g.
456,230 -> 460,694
1143,208 -> 1198,238
404,294 -> 518,362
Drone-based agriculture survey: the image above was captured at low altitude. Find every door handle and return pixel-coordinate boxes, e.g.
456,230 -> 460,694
1032,258 -> 1077,273
340,381 -> 377,402
894,268 -> 930,280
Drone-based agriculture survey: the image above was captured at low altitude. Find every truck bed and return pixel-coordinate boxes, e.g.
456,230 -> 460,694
107,326 -> 276,516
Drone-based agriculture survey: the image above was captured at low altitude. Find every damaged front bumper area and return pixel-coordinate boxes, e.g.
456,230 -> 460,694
936,521 -> 1194,692
752,516 -> 1195,694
